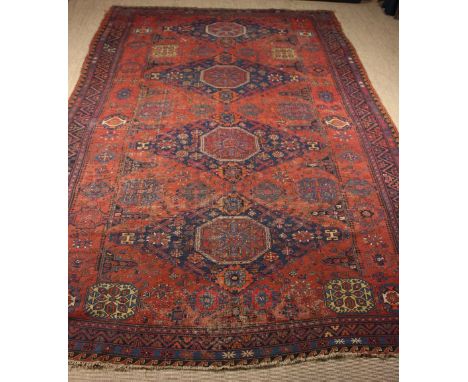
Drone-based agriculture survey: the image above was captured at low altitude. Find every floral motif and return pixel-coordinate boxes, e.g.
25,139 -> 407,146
244,286 -> 280,311
116,88 -> 131,99
380,284 -> 399,312
217,193 -> 250,215
188,287 -> 228,316
216,266 -> 254,292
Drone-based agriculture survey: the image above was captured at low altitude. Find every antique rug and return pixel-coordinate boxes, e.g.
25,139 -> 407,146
69,6 -> 399,369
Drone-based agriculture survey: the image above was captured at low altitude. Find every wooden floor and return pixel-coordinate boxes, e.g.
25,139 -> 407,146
69,0 -> 399,126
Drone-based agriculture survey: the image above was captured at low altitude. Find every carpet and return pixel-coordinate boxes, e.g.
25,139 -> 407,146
69,6 -> 398,370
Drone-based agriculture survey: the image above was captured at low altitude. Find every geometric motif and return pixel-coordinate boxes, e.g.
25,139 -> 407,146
195,216 -> 271,265
216,266 -> 254,292
95,150 -> 115,163
152,44 -> 178,58
81,180 -> 113,199
118,178 -> 161,206
380,284 -> 399,312
109,195 -> 349,287
278,102 -> 315,120
120,156 -> 156,176
200,127 -> 259,161
324,278 -> 375,313
98,251 -> 138,278
252,181 -> 284,202
69,205 -> 105,230
272,47 -> 297,60
200,65 -> 250,89
319,91 -> 334,103
109,205 -> 150,227
297,178 -> 338,203
137,101 -> 172,120
345,179 -> 373,197
149,54 -> 299,103
166,18 -> 285,43
206,22 -> 247,38
101,114 -> 127,129
177,181 -> 213,202
68,285 -> 81,314
188,286 -> 229,318
133,119 -> 322,182
84,282 -> 138,320
217,193 -> 250,215
324,115 -> 351,130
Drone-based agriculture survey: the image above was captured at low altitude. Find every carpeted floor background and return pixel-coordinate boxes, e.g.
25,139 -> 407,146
68,1 -> 398,380
69,357 -> 398,381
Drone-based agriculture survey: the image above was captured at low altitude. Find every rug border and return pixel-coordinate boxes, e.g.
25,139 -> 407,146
323,10 -> 399,140
68,7 -> 113,108
68,5 -> 399,370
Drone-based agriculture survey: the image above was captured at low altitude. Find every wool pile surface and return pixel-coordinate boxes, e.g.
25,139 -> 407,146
68,6 -> 398,368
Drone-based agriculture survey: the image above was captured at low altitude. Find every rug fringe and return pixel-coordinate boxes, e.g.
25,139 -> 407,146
69,347 -> 398,372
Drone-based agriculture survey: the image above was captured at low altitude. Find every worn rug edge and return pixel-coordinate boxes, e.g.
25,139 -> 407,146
69,350 -> 398,371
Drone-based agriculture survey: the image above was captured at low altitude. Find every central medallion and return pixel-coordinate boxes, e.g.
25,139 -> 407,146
205,22 -> 247,38
149,55 -> 299,103
200,65 -> 250,89
195,216 -> 271,265
133,119 -> 316,183
200,126 -> 260,162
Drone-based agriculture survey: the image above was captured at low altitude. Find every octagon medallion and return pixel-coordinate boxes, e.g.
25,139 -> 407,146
200,126 -> 260,162
200,65 -> 250,89
195,216 -> 271,265
206,22 -> 247,38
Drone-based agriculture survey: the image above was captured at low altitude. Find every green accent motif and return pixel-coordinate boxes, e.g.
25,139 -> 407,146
85,282 -> 138,320
324,278 -> 375,314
